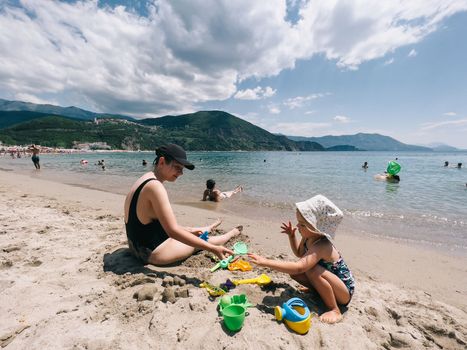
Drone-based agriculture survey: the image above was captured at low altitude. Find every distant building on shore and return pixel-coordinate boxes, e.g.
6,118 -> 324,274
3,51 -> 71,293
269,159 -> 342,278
73,141 -> 111,151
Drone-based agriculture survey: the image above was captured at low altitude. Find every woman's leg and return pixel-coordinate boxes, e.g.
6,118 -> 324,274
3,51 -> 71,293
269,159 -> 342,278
148,238 -> 197,266
184,218 -> 222,234
208,226 -> 242,245
305,265 -> 350,324
147,226 -> 242,266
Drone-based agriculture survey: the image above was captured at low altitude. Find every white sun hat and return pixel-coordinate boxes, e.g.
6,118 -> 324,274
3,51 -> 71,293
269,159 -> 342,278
295,194 -> 343,240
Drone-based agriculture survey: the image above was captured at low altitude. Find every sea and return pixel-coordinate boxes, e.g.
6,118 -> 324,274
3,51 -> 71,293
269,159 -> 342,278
2,151 -> 466,256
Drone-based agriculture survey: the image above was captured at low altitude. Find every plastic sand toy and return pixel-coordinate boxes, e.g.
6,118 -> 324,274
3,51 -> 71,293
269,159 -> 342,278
222,304 -> 247,332
275,297 -> 311,334
211,241 -> 249,272
219,279 -> 236,291
232,273 -> 272,286
199,282 -> 226,297
218,294 -> 253,311
227,259 -> 252,272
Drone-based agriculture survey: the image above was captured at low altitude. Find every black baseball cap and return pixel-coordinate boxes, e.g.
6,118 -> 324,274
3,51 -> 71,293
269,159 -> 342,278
156,144 -> 194,170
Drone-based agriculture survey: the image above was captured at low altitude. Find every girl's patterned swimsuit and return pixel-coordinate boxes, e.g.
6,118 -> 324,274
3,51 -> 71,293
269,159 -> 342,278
304,238 -> 355,301
318,257 -> 355,299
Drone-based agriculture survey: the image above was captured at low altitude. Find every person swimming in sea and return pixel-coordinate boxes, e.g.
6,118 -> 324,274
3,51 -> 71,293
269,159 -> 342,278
374,173 -> 400,183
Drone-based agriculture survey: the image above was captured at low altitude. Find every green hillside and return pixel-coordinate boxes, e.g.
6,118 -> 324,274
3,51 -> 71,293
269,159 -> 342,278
139,111 -> 323,151
0,111 -> 324,151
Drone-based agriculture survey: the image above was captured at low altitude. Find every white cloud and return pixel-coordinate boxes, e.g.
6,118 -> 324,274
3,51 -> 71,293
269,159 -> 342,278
408,49 -> 418,57
0,0 -> 466,115
421,118 -> 467,130
383,58 -> 395,65
334,115 -> 350,123
234,86 -> 276,100
14,93 -> 57,106
268,105 -> 281,114
443,112 -> 457,116
284,93 -> 328,109
268,121 -> 331,135
305,110 -> 316,115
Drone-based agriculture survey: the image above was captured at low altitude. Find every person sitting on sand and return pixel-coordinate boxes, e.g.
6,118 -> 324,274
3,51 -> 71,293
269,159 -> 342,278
124,144 -> 238,265
202,179 -> 243,202
374,174 -> 400,183
248,195 -> 355,324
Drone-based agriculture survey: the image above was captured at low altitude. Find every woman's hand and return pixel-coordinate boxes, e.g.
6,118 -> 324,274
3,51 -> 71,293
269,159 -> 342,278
280,221 -> 296,237
210,245 -> 233,260
247,253 -> 268,266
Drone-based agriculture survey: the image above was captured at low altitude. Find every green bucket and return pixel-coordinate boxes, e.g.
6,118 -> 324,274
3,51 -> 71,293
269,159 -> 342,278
222,304 -> 246,331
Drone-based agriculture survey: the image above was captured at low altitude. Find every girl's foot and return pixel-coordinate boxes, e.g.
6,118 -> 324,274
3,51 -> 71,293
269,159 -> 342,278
319,309 -> 343,324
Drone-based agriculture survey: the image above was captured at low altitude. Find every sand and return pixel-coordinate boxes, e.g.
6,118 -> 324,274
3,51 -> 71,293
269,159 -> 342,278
0,171 -> 466,349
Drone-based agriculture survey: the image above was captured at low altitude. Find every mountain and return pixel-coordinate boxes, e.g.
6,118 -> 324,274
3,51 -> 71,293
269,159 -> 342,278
0,98 -> 134,122
138,110 -> 324,151
425,143 -> 461,152
0,110 -> 324,151
287,133 -> 432,152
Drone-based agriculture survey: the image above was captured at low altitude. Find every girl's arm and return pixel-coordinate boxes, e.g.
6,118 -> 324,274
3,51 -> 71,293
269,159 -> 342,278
281,221 -> 301,257
248,252 -> 320,275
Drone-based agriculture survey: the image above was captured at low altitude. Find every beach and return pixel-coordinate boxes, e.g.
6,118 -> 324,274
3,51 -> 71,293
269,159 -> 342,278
1,170 -> 466,349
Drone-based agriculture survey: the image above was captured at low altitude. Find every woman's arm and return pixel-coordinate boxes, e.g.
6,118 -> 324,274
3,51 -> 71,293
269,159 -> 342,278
148,183 -> 232,258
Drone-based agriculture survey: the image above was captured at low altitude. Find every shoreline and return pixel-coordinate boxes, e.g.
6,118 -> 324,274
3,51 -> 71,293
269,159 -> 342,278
1,170 -> 466,349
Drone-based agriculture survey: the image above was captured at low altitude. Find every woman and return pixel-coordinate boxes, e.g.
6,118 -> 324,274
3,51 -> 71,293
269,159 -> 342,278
124,144 -> 237,265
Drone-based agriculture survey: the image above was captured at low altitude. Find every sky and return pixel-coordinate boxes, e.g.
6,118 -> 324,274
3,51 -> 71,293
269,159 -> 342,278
1,0 -> 467,148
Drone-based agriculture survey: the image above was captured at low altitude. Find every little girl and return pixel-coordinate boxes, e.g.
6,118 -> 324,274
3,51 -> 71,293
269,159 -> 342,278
248,195 -> 355,324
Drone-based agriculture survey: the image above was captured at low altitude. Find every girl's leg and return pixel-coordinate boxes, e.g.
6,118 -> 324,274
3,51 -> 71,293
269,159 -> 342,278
208,226 -> 242,245
305,265 -> 351,324
290,272 -> 313,290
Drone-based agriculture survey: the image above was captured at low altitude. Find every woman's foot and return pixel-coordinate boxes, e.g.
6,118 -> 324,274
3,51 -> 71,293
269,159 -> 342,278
319,309 -> 343,324
209,218 -> 222,232
200,218 -> 222,233
226,226 -> 243,240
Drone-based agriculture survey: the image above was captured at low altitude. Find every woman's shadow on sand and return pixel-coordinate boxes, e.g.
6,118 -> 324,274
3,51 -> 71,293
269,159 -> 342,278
102,248 -> 204,286
103,248 -> 154,275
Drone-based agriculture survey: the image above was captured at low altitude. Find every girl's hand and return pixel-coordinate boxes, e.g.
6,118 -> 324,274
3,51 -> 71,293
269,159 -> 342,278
280,221 -> 296,237
247,253 -> 268,266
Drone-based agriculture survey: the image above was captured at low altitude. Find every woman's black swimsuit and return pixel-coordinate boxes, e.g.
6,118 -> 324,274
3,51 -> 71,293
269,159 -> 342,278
125,178 -> 169,263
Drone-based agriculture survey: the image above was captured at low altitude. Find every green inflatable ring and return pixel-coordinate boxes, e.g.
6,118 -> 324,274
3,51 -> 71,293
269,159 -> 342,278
386,161 -> 401,175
